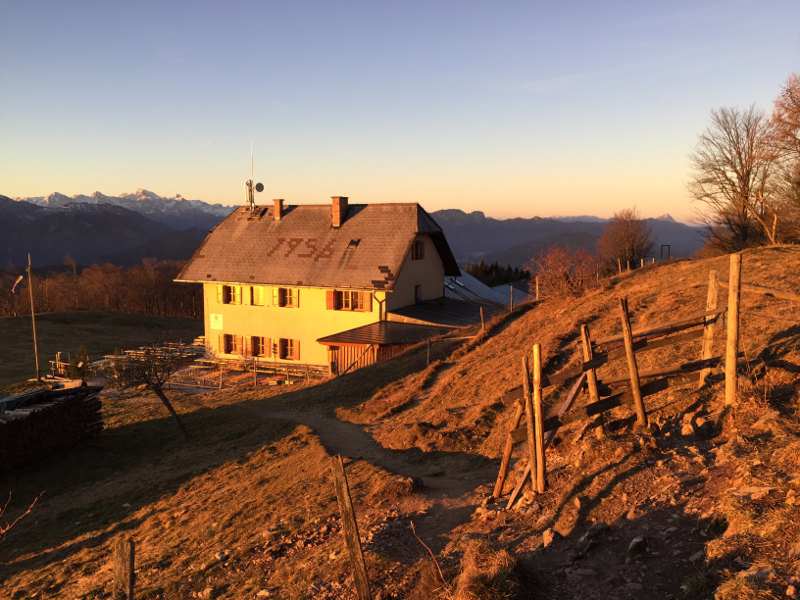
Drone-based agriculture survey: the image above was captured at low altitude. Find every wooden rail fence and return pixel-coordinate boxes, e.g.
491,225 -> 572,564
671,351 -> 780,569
490,253 -> 765,508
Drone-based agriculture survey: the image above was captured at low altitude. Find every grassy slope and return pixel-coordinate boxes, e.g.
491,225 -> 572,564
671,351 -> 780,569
2,247 -> 800,599
0,312 -> 202,392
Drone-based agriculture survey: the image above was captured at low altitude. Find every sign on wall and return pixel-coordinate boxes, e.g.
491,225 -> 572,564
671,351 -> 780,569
210,314 -> 223,330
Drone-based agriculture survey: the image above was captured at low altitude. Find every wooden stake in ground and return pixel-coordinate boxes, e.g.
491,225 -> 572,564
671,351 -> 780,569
619,297 -> 647,427
698,269 -> 719,387
113,537 -> 135,600
535,276 -> 540,300
331,455 -> 371,600
480,306 -> 485,331
522,356 -> 538,493
580,324 -> 604,437
726,254 -> 742,406
532,344 -> 546,493
493,399 -> 524,498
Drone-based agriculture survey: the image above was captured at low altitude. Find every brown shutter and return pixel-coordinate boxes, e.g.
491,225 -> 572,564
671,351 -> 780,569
272,287 -> 279,306
293,340 -> 300,360
265,337 -> 272,358
218,334 -> 223,354
326,290 -> 335,310
217,285 -> 223,303
244,336 -> 251,357
363,292 -> 372,312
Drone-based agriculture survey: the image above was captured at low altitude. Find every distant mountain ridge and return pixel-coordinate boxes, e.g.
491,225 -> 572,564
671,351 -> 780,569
2,191 -> 704,270
430,209 -> 704,267
0,191 -> 233,268
14,189 -> 232,230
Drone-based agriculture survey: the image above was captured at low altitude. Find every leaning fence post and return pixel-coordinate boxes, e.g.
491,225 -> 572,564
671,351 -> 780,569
619,297 -> 647,427
580,324 -> 604,437
113,536 -> 135,600
698,270 -> 719,387
480,306 -> 485,331
493,399 -> 524,498
725,254 -> 742,406
532,344 -> 546,493
522,356 -> 538,493
331,455 -> 371,600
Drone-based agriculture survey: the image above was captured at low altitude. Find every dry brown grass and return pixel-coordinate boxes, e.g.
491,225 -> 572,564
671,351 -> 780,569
3,246 -> 800,599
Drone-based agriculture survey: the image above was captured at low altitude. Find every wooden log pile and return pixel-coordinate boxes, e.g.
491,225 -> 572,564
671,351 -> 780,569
0,386 -> 103,472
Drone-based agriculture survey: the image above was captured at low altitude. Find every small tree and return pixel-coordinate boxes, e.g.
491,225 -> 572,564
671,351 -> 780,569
526,245 -> 600,297
770,73 -> 800,241
596,208 -> 654,268
0,492 -> 41,546
110,345 -> 193,440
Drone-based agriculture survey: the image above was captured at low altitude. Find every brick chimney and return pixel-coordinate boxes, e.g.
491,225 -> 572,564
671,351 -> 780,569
331,196 -> 348,228
273,198 -> 284,221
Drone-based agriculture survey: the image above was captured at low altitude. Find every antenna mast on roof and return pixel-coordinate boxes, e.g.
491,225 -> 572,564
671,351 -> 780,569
245,140 -> 264,211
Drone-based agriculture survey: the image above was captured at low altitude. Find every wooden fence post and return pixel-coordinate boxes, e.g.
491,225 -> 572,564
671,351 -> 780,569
619,297 -> 647,427
510,285 -> 514,310
580,324 -> 604,438
426,338 -> 431,366
532,344 -> 546,493
617,258 -> 622,274
535,276 -> 540,300
698,270 -> 719,387
113,537 -> 135,600
522,356 -> 538,493
331,455 -> 371,600
480,306 -> 485,331
726,254 -> 742,406
493,400 -> 524,498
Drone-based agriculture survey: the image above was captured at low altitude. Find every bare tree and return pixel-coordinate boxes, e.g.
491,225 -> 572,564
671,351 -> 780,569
0,492 -> 41,545
770,73 -> 800,241
110,345 -> 194,439
596,208 -> 654,268
689,105 -> 780,250
526,245 -> 600,297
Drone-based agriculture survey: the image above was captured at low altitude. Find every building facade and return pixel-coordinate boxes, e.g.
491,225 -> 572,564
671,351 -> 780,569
176,196 -> 461,372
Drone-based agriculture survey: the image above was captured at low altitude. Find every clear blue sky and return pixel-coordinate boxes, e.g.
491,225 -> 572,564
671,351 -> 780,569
1,0 -> 798,222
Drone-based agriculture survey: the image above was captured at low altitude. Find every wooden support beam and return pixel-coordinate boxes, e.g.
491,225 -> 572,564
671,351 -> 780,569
593,307 -> 725,346
620,297 -> 647,427
726,253 -> 742,406
581,323 -> 604,438
698,270 -> 719,387
331,456 -> 371,600
113,537 -> 135,600
522,356 -> 537,493
492,400 -> 524,498
532,344 -> 546,493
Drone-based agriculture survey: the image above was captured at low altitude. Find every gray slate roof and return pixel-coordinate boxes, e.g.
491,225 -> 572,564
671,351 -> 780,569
445,272 -> 532,307
176,203 -> 460,290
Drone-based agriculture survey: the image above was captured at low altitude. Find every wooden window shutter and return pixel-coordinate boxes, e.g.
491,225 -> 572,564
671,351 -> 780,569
244,336 -> 251,357
244,287 -> 251,305
293,340 -> 300,360
294,289 -> 299,308
217,285 -> 223,304
272,287 -> 279,306
265,337 -> 272,358
218,334 -> 223,354
363,292 -> 372,312
326,290 -> 335,310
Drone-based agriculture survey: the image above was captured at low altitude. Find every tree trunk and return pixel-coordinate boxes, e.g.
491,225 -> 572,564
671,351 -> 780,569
151,385 -> 190,440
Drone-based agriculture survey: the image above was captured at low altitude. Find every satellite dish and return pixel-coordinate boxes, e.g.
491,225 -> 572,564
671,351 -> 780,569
255,182 -> 264,193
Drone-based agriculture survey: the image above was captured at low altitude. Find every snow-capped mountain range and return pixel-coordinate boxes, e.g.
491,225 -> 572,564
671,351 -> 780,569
14,189 -> 232,230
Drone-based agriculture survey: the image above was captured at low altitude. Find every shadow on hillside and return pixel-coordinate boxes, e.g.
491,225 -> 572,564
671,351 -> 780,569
0,339 -> 496,578
515,504 -> 727,599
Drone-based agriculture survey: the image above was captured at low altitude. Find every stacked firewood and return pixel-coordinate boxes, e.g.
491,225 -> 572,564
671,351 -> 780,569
0,386 -> 103,472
